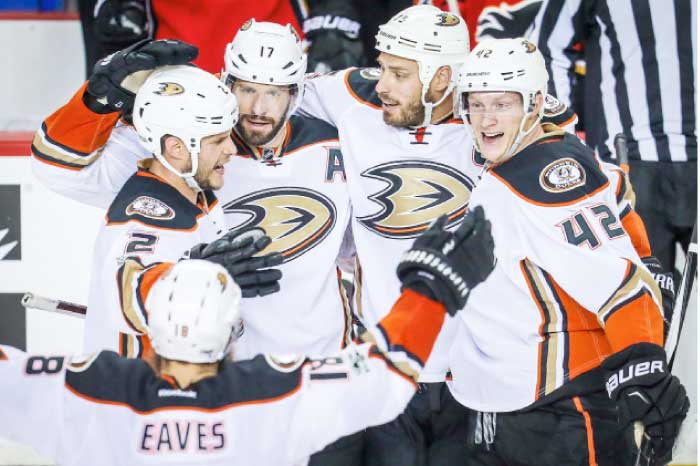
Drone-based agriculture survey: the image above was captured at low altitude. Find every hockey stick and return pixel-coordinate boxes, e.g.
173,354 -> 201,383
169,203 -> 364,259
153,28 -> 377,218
21,293 -> 87,318
664,223 -> 698,366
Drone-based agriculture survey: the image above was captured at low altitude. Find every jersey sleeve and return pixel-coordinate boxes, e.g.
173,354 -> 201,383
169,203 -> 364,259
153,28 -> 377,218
298,68 -> 360,125
599,160 -> 652,258
0,346 -> 88,461
287,289 -> 446,461
31,82 -> 148,209
91,219 -> 193,356
498,183 -> 663,353
528,0 -> 586,105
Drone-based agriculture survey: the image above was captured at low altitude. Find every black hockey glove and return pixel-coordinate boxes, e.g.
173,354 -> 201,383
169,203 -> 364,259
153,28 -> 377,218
304,0 -> 365,72
396,206 -> 495,315
188,228 -> 284,298
94,0 -> 148,47
85,39 -> 198,117
603,343 -> 689,465
642,256 -> 676,340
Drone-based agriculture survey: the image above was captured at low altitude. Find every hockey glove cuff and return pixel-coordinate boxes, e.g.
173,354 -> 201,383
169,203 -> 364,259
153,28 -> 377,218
641,256 -> 675,339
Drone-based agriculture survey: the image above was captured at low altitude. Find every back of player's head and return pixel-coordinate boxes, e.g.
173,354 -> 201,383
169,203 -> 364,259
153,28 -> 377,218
375,4 -> 470,126
146,260 -> 242,364
132,65 -> 239,180
222,19 -> 306,117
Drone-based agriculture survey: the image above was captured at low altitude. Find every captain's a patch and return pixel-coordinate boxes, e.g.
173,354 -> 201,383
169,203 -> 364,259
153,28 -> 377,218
539,158 -> 586,193
125,196 -> 175,220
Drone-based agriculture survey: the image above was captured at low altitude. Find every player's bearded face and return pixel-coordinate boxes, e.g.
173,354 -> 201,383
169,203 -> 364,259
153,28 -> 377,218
376,53 -> 429,128
232,81 -> 293,146
191,131 -> 236,190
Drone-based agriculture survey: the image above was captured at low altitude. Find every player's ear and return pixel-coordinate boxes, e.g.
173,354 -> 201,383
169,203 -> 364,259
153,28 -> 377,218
429,65 -> 452,95
161,135 -> 189,162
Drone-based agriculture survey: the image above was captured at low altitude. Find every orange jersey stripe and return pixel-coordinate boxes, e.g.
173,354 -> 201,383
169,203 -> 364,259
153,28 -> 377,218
573,396 -> 599,466
376,289 -> 445,366
604,291 -> 663,352
42,81 -> 119,156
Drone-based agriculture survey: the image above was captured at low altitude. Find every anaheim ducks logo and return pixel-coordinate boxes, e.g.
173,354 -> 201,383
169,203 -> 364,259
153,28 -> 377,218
222,187 -> 336,262
153,82 -> 184,96
435,12 -> 460,27
358,161 -> 475,238
476,0 -> 542,42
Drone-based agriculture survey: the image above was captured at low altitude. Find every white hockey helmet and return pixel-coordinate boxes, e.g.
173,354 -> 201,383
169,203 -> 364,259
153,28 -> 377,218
375,5 -> 470,126
222,19 -> 307,117
132,65 -> 239,184
454,38 -> 549,159
146,260 -> 243,364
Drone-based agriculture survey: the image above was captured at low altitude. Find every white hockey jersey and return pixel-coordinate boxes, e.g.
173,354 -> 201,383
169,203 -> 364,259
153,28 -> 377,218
299,68 -> 579,382
31,83 -> 353,359
0,289 -> 447,466
446,126 -> 664,412
84,161 -> 227,357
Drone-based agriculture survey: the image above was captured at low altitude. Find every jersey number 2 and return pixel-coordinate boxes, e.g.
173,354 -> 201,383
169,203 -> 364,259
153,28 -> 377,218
558,204 -> 625,249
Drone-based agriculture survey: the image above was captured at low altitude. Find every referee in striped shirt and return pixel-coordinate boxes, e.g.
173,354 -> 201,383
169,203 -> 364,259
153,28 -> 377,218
529,0 -> 696,275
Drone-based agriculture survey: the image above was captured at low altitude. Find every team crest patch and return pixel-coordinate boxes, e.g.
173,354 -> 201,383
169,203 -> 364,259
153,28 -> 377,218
540,158 -> 586,193
126,196 -> 175,220
360,68 -> 381,80
544,94 -> 566,116
154,82 -> 184,96
435,12 -> 460,26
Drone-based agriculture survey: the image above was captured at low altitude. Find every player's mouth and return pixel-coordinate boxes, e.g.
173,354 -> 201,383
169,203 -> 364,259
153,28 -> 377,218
481,131 -> 504,143
214,163 -> 225,175
380,98 -> 400,111
244,116 -> 274,128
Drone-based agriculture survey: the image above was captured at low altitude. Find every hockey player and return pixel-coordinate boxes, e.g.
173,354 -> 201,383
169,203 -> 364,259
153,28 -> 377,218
450,38 -> 689,465
32,24 -> 357,464
0,205 -> 495,466
78,64 -> 283,359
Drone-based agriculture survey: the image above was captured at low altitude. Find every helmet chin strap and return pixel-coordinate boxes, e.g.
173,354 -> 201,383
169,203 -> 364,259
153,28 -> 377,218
155,151 -> 203,192
419,81 -> 454,128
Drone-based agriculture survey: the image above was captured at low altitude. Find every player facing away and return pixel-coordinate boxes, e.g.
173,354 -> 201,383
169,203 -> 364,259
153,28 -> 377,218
448,38 -> 690,466
0,205 -> 495,466
81,65 -> 283,358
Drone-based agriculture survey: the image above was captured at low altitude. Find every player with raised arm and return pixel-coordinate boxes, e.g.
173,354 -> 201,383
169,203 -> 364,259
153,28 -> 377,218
0,206 -> 495,466
449,37 -> 689,465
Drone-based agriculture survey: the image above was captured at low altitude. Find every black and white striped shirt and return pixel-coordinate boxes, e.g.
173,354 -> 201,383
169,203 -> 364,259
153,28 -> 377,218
529,0 -> 696,162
